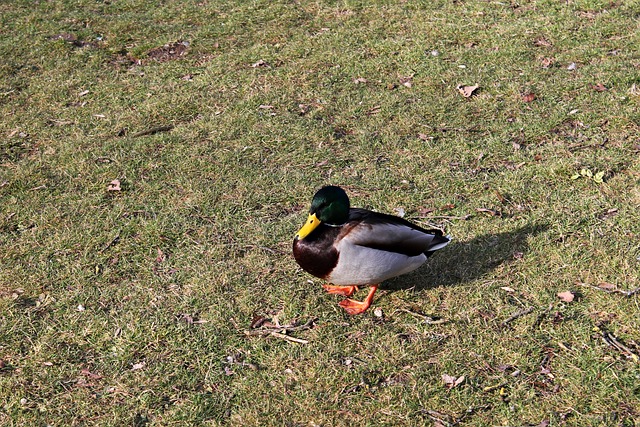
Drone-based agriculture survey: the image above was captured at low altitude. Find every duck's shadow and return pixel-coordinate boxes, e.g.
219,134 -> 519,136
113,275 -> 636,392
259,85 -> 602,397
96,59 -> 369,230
382,223 -> 549,292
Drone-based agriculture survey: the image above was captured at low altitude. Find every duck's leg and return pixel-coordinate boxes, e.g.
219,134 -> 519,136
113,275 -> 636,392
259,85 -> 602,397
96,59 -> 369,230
322,284 -> 358,297
338,285 -> 379,315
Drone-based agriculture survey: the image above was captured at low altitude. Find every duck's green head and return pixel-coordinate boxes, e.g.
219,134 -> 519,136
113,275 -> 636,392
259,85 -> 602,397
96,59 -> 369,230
295,185 -> 350,240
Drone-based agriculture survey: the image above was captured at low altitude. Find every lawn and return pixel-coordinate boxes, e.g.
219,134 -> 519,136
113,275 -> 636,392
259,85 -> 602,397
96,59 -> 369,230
1,0 -> 639,425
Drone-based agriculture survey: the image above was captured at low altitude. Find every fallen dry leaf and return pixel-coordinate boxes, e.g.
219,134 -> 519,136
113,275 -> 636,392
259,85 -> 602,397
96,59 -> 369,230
250,315 -> 267,329
399,76 -> 413,88
80,368 -> 103,380
442,374 -> 465,389
147,41 -> 189,62
540,57 -> 554,68
522,92 -> 536,102
476,207 -> 500,216
599,208 -> 618,219
155,248 -> 166,263
557,291 -> 575,302
353,77 -> 367,84
598,282 -> 616,290
417,206 -> 434,216
131,362 -> 145,370
107,179 -> 121,191
592,83 -> 607,92
535,37 -> 552,47
251,59 -> 270,68
456,84 -> 479,98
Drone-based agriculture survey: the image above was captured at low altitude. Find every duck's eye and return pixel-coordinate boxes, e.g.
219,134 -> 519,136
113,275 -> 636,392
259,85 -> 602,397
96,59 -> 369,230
309,219 -> 313,223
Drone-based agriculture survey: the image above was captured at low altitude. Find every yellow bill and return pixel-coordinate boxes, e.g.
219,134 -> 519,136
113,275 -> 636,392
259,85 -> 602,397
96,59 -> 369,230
295,213 -> 321,239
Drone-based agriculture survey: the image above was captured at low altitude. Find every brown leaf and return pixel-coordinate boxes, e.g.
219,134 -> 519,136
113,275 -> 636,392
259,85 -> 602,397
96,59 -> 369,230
592,83 -> 607,92
557,291 -> 575,302
456,84 -> 479,98
442,374 -> 465,388
476,207 -> 500,216
535,37 -> 552,47
80,368 -> 103,380
155,248 -> 166,263
417,206 -> 435,216
522,92 -> 536,102
131,362 -> 145,370
399,76 -> 413,88
353,77 -> 367,84
441,203 -> 455,211
540,57 -> 554,68
598,282 -> 616,290
147,41 -> 189,62
251,59 -> 270,68
599,208 -> 618,219
417,133 -> 431,141
107,179 -> 121,191
250,315 -> 267,329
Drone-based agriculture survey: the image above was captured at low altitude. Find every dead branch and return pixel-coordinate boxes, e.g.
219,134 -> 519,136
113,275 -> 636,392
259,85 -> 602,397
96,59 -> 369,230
501,306 -> 534,326
579,282 -> 640,297
396,308 -> 448,324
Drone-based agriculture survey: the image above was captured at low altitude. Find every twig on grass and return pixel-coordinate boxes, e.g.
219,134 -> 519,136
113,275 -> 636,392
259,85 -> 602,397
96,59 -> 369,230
597,325 -> 639,362
578,282 -> 640,297
428,214 -> 472,221
132,125 -> 174,138
100,234 -> 120,252
243,317 -> 316,344
501,306 -> 534,327
396,308 -> 448,324
268,332 -> 309,344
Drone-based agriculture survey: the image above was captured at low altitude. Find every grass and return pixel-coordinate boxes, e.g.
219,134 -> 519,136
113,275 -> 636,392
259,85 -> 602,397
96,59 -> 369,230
1,0 -> 640,425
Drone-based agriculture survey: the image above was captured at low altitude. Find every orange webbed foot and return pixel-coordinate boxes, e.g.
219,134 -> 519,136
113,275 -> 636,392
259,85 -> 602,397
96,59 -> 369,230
322,284 -> 358,297
338,285 -> 379,315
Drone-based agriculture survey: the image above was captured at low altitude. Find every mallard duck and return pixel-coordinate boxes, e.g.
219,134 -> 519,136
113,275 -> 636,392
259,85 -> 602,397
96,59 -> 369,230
293,185 -> 450,315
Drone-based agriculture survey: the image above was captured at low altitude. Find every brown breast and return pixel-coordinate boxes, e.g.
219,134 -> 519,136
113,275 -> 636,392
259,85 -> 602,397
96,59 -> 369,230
292,224 -> 340,279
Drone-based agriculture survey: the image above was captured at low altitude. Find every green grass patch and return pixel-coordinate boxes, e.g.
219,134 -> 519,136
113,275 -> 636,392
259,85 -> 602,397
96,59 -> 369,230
2,0 -> 640,425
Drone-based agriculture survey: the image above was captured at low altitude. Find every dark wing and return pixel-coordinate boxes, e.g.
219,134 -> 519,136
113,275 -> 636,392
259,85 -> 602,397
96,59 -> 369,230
341,208 -> 450,257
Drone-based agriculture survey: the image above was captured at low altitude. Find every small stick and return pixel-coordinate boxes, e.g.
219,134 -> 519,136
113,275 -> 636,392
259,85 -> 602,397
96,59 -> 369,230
243,317 -> 316,345
600,329 -> 639,361
501,306 -> 534,326
396,308 -> 448,324
269,332 -> 308,344
428,214 -> 472,220
101,234 -> 120,252
132,125 -> 174,138
579,282 -> 640,297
